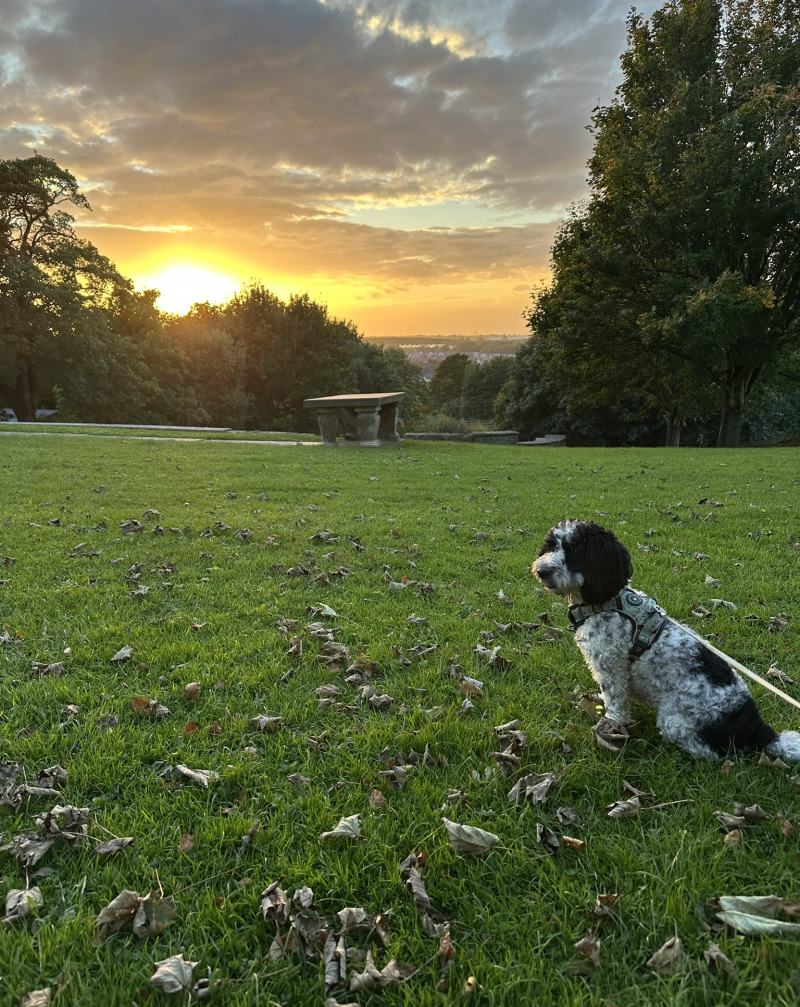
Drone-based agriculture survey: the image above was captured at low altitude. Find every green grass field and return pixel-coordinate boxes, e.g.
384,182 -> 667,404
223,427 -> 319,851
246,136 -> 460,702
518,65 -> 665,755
0,436 -> 798,1006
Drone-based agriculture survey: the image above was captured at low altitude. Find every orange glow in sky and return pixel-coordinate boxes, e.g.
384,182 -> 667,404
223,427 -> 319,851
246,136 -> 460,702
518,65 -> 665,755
6,0 -> 660,334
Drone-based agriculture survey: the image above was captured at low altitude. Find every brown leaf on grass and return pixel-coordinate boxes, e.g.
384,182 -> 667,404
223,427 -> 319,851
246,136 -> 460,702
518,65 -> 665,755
438,932 -> 455,969
759,752 -> 790,769
251,715 -> 282,733
131,698 -> 170,720
133,893 -> 178,938
319,814 -> 361,841
508,772 -> 558,806
150,954 -> 198,994
593,717 -> 628,752
458,677 -> 484,698
405,868 -> 431,913
260,881 -> 290,924
174,764 -> 218,788
716,895 -> 800,935
604,797 -> 640,819
556,806 -> 581,827
647,936 -> 685,976
377,766 -> 408,790
441,818 -> 499,856
422,913 -> 450,937
349,951 -> 416,991
337,907 -> 369,933
474,644 -> 510,668
287,773 -> 311,790
94,837 -> 134,857
184,682 -> 201,700
2,886 -> 43,924
0,833 -> 55,867
733,803 -> 772,820
574,929 -> 600,968
704,943 -> 737,977
96,890 -> 144,937
562,835 -> 586,852
723,829 -> 742,847
769,614 -> 789,633
110,645 -> 133,663
777,812 -> 794,837
369,789 -> 387,809
294,886 -> 314,909
324,932 -> 347,992
767,663 -> 793,685
20,990 -> 51,1007
30,662 -> 64,678
714,811 -> 746,831
536,823 -> 560,856
589,893 -> 620,920
369,693 -> 394,711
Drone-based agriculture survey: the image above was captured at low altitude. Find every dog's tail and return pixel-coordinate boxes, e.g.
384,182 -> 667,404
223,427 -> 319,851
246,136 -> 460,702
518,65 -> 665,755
767,731 -> 800,763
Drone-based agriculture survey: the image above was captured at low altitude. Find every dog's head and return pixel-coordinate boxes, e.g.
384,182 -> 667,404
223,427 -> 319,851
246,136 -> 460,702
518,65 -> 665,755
532,521 -> 632,604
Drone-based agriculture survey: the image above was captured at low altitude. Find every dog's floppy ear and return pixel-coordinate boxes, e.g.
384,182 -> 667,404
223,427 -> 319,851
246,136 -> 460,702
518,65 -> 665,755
565,522 -> 632,603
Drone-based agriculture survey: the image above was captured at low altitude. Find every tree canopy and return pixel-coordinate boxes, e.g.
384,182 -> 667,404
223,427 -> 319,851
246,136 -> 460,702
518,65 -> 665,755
505,0 -> 800,446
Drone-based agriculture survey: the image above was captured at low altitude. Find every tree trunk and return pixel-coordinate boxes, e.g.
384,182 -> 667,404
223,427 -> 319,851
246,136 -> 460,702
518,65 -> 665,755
716,380 -> 747,447
8,367 -> 38,421
665,410 -> 685,447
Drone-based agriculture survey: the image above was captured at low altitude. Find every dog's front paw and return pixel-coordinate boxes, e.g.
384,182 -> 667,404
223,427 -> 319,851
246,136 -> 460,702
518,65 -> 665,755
593,716 -> 629,753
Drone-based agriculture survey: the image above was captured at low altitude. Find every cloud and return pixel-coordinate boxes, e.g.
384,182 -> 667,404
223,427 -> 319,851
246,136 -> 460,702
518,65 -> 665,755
0,0 -> 662,328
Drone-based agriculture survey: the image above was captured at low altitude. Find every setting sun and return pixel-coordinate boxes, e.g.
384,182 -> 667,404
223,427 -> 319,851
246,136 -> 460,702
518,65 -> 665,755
140,265 -> 242,315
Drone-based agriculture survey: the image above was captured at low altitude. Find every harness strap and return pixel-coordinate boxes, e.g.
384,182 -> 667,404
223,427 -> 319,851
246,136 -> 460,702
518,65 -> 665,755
568,589 -> 667,659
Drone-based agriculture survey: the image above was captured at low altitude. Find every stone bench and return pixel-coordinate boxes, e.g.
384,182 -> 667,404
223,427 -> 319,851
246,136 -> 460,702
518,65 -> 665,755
303,392 -> 404,447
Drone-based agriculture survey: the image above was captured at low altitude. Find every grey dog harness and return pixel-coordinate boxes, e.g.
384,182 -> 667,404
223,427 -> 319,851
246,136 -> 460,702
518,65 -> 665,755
568,588 -> 668,658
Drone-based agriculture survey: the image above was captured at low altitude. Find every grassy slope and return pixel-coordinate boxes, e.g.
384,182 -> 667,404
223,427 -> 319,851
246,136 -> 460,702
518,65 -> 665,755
0,438 -> 799,1006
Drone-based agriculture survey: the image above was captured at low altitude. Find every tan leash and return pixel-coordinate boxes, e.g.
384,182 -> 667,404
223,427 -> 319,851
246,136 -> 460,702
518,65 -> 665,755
670,617 -> 800,713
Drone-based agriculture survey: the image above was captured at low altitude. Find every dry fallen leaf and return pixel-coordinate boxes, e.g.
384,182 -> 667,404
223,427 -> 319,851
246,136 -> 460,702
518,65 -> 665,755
574,929 -> 600,968
319,814 -> 361,841
716,895 -> 800,935
251,715 -> 282,733
508,772 -> 558,805
593,716 -> 628,752
536,823 -> 560,856
150,953 -> 199,994
604,797 -> 640,819
20,991 -> 51,1007
561,835 -> 586,852
2,886 -> 43,924
369,789 -> 387,809
646,936 -> 685,976
441,818 -> 499,856
260,881 -> 290,924
184,681 -> 201,700
94,837 -> 134,857
174,764 -> 218,788
704,942 -> 737,977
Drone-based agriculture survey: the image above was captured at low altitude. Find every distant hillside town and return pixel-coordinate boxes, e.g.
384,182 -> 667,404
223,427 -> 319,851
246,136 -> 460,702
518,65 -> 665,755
365,335 -> 525,380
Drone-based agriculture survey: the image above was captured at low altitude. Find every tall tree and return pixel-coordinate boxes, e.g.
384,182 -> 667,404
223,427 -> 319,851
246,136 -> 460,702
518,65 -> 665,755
0,155 -> 129,420
513,0 -> 800,446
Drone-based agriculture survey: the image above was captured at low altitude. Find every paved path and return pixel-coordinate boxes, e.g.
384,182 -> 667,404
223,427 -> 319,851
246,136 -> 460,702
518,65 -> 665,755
0,429 -> 320,446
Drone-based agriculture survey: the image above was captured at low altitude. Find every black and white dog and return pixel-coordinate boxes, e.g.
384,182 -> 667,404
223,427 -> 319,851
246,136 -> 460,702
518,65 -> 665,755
533,520 -> 800,761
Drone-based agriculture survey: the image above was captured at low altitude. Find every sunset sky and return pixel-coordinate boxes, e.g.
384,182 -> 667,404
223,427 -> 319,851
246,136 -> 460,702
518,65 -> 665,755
1,0 -> 660,334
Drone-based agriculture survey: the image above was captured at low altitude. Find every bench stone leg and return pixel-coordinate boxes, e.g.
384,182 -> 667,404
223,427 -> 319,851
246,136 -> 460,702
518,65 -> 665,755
340,408 -> 359,441
354,406 -> 381,447
316,407 -> 340,446
378,401 -> 401,442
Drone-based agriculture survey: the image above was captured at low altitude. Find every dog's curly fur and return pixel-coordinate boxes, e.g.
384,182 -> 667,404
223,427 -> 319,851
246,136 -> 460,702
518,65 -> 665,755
533,520 -> 800,761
